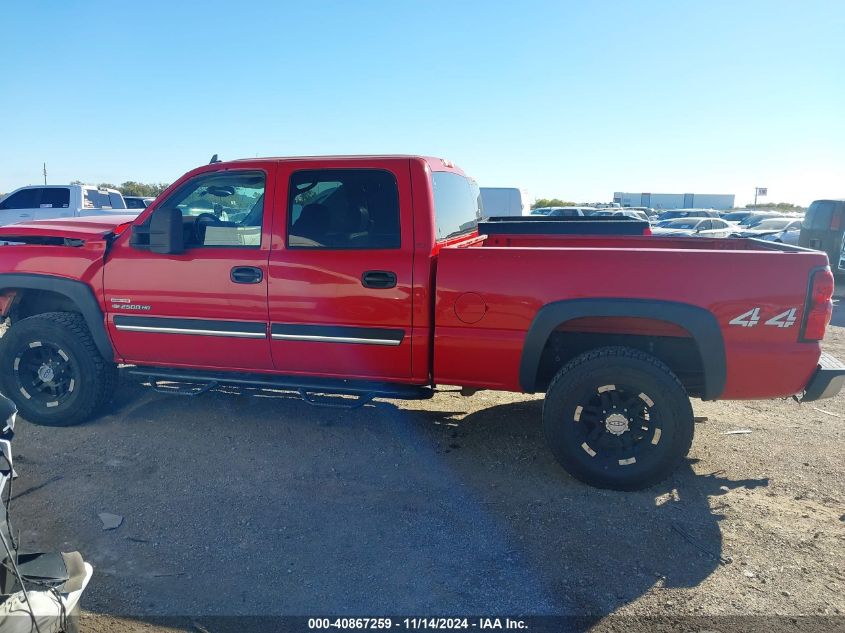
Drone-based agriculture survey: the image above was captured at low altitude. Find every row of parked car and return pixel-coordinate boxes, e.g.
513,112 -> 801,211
531,205 -> 802,240
530,201 -> 845,273
653,211 -> 802,243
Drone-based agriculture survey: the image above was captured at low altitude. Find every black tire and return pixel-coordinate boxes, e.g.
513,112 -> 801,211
542,346 -> 694,491
0,312 -> 117,426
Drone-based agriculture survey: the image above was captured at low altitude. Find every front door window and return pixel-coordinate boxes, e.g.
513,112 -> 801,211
161,171 -> 266,248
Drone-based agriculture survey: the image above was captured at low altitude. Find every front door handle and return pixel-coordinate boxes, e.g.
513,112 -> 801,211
230,266 -> 263,284
361,270 -> 397,289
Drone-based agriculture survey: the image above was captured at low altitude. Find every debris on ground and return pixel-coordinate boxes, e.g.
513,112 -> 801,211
720,429 -> 752,435
98,512 -> 124,530
810,406 -> 842,418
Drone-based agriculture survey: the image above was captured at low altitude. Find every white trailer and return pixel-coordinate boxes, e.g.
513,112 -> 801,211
480,187 -> 532,217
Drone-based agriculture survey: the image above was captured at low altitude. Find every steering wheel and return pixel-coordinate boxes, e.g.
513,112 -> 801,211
194,213 -> 222,243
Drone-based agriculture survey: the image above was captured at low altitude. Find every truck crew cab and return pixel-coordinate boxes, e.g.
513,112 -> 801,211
0,155 -> 841,490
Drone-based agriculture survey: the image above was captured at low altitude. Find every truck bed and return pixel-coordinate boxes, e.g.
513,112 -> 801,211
433,233 -> 830,399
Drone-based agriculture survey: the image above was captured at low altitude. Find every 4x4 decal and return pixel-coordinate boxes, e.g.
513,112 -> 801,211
730,307 -> 797,328
765,308 -> 798,328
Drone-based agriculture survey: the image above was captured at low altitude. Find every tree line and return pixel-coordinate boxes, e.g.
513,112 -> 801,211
743,202 -> 804,211
531,198 -> 577,209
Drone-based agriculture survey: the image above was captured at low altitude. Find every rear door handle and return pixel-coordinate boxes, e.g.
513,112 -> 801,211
230,266 -> 263,284
361,270 -> 397,289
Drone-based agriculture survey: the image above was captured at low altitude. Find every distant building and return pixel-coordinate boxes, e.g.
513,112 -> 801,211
613,192 -> 735,210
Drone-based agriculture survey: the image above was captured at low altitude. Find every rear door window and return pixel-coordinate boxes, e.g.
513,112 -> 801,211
287,169 -> 400,249
38,188 -> 70,208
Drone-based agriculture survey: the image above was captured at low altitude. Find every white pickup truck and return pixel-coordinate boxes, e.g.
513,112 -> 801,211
0,184 -> 135,226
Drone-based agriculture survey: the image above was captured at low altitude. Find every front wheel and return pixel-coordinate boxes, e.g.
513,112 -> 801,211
0,312 -> 117,426
543,346 -> 694,491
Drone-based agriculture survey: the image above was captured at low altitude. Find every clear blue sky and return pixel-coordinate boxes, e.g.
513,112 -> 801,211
1,0 -> 843,205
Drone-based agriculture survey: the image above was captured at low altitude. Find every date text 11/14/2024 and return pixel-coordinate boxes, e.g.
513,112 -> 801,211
307,618 -> 528,630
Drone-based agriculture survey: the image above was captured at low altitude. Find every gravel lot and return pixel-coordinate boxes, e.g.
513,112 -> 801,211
7,301 -> 845,632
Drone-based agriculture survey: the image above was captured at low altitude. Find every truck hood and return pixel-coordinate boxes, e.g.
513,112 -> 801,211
0,215 -> 136,241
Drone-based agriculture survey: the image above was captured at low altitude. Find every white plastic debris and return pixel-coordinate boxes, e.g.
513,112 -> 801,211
98,512 -> 123,530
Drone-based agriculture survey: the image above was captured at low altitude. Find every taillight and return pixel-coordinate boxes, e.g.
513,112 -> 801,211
802,268 -> 834,341
642,226 -> 653,236
830,210 -> 843,231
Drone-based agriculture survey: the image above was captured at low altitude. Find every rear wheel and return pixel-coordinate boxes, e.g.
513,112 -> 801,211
543,346 -> 694,491
0,312 -> 117,426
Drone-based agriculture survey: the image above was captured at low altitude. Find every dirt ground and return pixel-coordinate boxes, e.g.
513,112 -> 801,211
8,303 -> 845,632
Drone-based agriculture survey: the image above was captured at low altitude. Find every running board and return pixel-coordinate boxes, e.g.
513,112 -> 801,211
128,367 -> 433,407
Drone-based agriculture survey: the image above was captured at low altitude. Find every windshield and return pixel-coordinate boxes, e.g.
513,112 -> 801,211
743,215 -> 781,227
662,220 -> 699,229
168,172 -> 266,226
753,218 -> 791,230
657,211 -> 691,220
722,212 -> 747,221
125,197 -> 147,209
621,211 -> 646,220
431,171 -> 482,240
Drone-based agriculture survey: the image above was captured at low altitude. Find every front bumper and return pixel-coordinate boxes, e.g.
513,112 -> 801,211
802,352 -> 845,401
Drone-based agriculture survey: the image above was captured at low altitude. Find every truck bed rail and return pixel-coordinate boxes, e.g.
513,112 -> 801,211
479,216 -> 650,236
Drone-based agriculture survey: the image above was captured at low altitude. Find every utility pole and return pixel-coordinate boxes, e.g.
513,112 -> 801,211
42,163 -> 47,185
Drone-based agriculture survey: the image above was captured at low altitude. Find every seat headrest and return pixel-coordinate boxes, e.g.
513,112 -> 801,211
330,204 -> 369,234
295,203 -> 330,230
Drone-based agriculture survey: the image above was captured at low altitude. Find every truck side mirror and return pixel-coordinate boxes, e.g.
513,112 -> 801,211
130,208 -> 184,254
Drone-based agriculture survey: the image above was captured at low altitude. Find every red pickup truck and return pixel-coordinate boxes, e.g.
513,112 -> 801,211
0,156 -> 841,490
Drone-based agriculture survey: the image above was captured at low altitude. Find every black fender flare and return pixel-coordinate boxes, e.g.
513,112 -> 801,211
0,273 -> 114,360
519,298 -> 726,399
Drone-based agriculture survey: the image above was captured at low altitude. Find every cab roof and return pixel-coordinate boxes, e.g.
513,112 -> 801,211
224,155 -> 467,175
